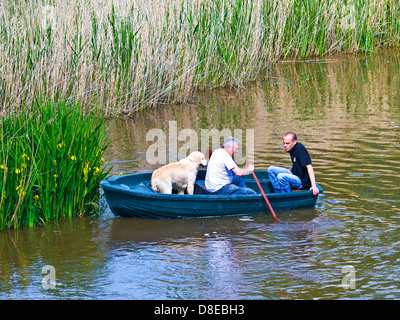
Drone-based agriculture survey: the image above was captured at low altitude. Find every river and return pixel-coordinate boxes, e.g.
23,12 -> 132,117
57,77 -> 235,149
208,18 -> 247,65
1,50 -> 400,300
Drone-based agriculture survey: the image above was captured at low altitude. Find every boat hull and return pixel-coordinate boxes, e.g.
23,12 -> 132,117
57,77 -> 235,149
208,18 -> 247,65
100,170 -> 323,219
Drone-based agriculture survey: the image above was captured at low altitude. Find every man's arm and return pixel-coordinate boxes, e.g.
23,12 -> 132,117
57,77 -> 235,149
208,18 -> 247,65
306,164 -> 319,195
232,165 -> 254,177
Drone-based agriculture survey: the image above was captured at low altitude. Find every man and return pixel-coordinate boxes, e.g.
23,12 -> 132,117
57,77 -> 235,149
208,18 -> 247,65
267,132 -> 319,195
205,137 -> 256,195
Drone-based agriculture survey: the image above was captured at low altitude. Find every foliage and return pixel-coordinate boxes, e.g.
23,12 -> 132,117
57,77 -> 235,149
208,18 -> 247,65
0,98 -> 112,230
0,0 -> 399,113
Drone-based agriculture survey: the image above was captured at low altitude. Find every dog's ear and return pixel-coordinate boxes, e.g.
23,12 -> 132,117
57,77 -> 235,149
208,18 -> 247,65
193,152 -> 201,165
189,151 -> 201,165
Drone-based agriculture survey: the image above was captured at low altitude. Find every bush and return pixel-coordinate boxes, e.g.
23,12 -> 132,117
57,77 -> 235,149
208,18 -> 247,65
0,98 -> 112,230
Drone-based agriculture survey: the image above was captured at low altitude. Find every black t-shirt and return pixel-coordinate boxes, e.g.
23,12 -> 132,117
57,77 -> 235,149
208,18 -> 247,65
290,142 -> 312,189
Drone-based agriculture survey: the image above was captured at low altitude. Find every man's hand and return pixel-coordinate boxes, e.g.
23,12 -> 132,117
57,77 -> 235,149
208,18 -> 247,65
232,164 -> 254,176
310,186 -> 319,196
306,164 -> 319,196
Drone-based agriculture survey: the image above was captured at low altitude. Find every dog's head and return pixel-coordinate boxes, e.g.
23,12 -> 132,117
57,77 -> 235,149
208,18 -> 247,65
189,151 -> 208,167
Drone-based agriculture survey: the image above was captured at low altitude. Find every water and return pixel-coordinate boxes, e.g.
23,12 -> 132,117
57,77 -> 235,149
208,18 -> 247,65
1,50 -> 400,300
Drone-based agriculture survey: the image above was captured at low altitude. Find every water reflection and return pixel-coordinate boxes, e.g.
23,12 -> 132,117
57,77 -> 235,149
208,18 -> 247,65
103,213 -> 343,299
0,217 -> 111,299
1,50 -> 400,299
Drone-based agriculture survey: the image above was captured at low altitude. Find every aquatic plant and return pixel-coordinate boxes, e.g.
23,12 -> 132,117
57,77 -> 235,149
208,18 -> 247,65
0,0 -> 399,113
0,98 -> 112,230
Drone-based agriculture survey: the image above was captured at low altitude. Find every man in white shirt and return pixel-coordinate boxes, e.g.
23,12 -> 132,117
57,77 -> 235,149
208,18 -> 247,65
205,137 -> 257,195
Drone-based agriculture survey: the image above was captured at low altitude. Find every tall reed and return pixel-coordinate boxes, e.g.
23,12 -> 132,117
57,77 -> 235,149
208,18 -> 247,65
0,97 -> 111,230
0,0 -> 399,114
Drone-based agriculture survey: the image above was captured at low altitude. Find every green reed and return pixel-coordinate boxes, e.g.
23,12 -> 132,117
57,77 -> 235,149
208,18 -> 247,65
0,0 -> 399,114
0,98 -> 112,230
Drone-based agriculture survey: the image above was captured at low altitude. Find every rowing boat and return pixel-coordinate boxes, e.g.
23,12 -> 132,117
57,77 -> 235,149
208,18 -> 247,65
100,170 -> 323,219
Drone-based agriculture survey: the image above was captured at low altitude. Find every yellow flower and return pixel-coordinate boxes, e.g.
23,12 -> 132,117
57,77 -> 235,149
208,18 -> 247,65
22,154 -> 30,161
57,143 -> 63,149
93,167 -> 100,173
83,167 -> 89,183
16,179 -> 24,192
34,194 -> 39,201
53,160 -> 57,166
70,155 -> 76,161
53,174 -> 58,178
100,157 -> 105,163
119,172 -> 123,176
15,168 -> 21,174
0,164 -> 4,170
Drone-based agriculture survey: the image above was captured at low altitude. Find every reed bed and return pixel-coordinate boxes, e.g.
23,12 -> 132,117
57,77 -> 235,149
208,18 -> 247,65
0,98 -> 111,230
1,0 -> 399,114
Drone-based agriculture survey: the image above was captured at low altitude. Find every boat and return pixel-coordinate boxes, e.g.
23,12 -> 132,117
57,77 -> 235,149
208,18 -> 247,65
100,170 -> 323,219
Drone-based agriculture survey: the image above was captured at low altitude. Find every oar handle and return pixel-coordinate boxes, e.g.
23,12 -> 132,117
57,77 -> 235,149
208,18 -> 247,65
245,158 -> 278,222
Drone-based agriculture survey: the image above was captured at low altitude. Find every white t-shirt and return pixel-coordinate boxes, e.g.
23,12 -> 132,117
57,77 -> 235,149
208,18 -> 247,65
205,148 -> 237,192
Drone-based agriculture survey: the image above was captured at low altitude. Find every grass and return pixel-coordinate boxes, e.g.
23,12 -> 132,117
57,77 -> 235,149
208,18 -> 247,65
0,97 -> 111,231
0,0 -> 399,114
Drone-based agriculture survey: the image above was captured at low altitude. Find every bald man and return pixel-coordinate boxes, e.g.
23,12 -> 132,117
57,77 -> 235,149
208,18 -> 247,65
267,132 -> 319,196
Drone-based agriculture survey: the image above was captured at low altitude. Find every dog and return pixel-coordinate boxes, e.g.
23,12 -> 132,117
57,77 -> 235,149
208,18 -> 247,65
151,151 -> 208,195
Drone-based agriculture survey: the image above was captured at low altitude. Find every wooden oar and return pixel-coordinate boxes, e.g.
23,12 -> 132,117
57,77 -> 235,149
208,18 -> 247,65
245,158 -> 278,222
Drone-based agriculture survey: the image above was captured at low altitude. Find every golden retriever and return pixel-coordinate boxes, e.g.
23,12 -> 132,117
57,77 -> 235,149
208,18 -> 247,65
151,151 -> 208,194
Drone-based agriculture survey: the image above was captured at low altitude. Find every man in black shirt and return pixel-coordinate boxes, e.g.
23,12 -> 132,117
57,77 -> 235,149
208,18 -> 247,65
267,132 -> 319,195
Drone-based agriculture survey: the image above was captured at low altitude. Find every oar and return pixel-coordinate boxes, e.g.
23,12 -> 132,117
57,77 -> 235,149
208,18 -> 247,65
245,158 -> 279,222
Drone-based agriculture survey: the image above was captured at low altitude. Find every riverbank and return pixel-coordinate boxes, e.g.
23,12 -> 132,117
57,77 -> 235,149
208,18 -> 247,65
1,0 -> 399,115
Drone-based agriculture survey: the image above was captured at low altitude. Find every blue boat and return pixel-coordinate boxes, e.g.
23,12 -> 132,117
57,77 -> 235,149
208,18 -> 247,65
100,170 -> 323,219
